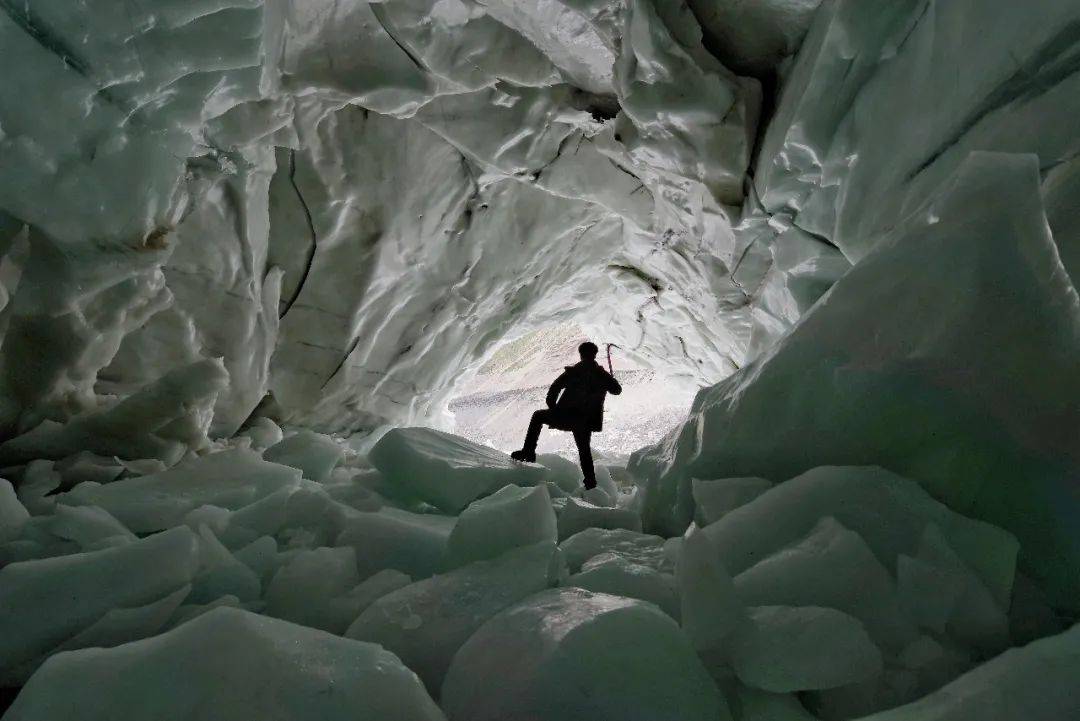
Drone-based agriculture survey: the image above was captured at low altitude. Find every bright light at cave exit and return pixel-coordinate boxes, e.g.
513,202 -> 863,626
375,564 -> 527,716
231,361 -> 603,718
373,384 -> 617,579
447,323 -> 698,461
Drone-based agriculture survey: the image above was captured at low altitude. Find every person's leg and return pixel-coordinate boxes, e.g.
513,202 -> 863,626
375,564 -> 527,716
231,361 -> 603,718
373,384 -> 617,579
512,409 -> 551,461
573,429 -> 596,490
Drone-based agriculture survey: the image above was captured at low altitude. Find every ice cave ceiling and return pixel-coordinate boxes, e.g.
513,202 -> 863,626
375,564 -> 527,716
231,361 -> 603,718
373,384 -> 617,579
2,0 -> 1080,717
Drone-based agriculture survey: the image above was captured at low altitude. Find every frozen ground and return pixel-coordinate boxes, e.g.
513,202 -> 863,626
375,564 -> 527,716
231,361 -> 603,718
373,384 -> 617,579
449,324 -> 697,459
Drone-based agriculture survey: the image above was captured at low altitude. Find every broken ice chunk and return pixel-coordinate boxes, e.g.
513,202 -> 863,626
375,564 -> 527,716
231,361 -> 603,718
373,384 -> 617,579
557,497 -> 642,541
558,527 -> 670,573
444,484 -> 556,569
265,546 -> 360,634
692,476 -> 773,525
734,516 -> 919,650
849,623 -> 1080,721
263,429 -> 343,482
0,526 -> 200,685
678,523 -> 744,653
189,526 -> 260,605
0,359 -> 229,467
0,478 -> 29,542
732,685 -> 820,721
730,605 -> 883,692
4,607 -> 446,721
336,507 -> 455,580
59,448 -> 302,533
369,427 -> 545,513
702,467 -> 1018,607
565,552 -> 679,619
441,587 -> 727,721
346,542 -> 562,696
49,585 -> 191,655
16,461 -> 62,516
238,416 -> 284,450
47,504 -> 135,550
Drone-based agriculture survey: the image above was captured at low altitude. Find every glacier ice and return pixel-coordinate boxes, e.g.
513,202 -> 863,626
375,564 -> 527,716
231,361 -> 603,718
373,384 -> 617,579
444,484 -> 557,569
556,495 -> 643,539
370,427 -> 546,512
441,587 -> 727,721
1,0 -> 1078,717
0,526 -> 199,685
564,551 -> 679,618
731,605 -> 883,693
346,542 -> 562,696
3,608 -> 446,721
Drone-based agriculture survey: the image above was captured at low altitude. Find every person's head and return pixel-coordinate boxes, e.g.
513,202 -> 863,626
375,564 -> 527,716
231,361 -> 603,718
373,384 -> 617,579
578,341 -> 599,361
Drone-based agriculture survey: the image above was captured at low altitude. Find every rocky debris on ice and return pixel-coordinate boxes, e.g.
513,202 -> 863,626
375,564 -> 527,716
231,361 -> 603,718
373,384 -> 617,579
370,427 -> 545,513
346,542 -> 562,697
2,607 -> 446,721
444,484 -> 556,569
441,587 -> 729,721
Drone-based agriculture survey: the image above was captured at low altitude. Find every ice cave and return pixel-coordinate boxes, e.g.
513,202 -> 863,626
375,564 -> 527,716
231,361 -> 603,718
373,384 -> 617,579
0,0 -> 1079,719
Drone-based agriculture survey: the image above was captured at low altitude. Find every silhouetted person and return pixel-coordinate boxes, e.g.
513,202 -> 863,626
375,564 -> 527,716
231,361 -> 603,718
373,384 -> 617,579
511,341 -> 621,489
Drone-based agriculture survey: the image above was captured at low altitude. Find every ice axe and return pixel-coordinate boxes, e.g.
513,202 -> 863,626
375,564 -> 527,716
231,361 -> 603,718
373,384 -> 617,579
605,343 -> 620,375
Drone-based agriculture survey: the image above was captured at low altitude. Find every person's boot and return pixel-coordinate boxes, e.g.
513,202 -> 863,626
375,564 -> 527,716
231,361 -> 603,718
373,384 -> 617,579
510,449 -> 536,463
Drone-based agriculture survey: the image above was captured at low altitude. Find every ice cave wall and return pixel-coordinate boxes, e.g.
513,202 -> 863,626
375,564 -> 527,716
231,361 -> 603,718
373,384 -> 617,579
0,0 -> 1079,600
0,0 -> 777,441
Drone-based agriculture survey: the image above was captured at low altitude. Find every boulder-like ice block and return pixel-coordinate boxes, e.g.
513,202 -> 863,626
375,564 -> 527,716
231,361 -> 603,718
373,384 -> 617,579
441,587 -> 728,721
265,546 -> 360,634
445,484 -> 556,569
47,504 -> 135,550
631,155 -> 1080,608
679,523 -> 744,653
4,607 -> 446,721
692,477 -> 773,525
0,526 -> 199,685
263,430 -> 343,482
336,507 -> 455,580
369,427 -> 545,513
558,527 -> 670,573
60,448 -> 302,533
731,606 -> 883,692
557,497 -> 642,541
852,623 -> 1080,721
735,517 -> 918,650
346,542 -> 562,696
0,478 -> 29,542
566,552 -> 678,619
701,467 -> 1017,610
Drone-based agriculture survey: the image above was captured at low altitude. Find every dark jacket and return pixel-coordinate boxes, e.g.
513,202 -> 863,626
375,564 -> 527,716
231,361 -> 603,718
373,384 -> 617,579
546,360 -> 622,432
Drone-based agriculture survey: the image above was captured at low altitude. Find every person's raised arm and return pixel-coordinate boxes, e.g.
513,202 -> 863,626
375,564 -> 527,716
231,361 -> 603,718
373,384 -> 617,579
606,369 -> 622,395
546,371 -> 568,408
